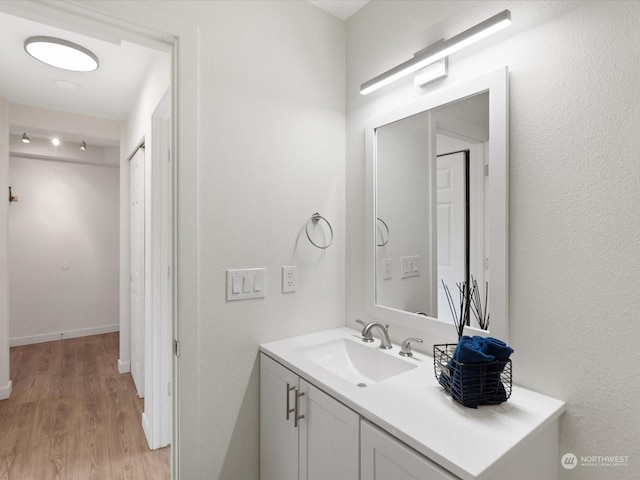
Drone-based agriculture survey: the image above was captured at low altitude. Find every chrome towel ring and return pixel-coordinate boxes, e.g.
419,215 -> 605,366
305,212 -> 334,249
376,217 -> 390,246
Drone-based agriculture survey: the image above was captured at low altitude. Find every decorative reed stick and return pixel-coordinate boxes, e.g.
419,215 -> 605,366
467,277 -> 490,330
443,276 -> 491,337
442,279 -> 467,339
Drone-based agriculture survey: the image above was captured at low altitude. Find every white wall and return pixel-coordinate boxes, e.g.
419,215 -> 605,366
83,2 -> 345,478
0,97 -> 11,400
186,2 -> 345,477
8,154 -> 119,345
346,2 -> 640,479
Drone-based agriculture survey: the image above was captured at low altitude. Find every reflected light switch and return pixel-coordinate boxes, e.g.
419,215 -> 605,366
401,256 -> 420,279
383,258 -> 392,280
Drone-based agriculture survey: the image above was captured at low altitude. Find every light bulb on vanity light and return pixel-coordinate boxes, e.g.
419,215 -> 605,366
80,141 -> 87,151
51,137 -> 60,146
22,133 -> 31,144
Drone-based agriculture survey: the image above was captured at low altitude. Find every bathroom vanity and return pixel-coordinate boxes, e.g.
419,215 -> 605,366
260,328 -> 565,480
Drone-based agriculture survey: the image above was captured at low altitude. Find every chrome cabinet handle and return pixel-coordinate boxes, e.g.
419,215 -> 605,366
286,382 -> 295,420
294,389 -> 305,428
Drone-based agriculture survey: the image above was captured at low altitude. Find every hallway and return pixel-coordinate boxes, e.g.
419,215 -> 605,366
0,333 -> 169,479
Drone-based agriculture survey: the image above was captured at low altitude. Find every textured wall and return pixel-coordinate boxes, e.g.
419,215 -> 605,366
346,1 -> 640,478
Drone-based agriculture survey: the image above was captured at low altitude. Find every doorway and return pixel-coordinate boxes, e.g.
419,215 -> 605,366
0,2 -> 199,477
0,3 -> 176,476
436,150 -> 469,324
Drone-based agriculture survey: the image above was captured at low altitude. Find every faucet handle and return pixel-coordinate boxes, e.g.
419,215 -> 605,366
355,319 -> 374,343
399,337 -> 423,357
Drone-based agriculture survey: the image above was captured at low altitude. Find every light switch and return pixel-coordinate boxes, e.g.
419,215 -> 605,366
226,268 -> 267,301
243,275 -> 252,293
232,276 -> 242,294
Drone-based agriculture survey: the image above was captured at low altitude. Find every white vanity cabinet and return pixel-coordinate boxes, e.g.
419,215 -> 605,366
260,353 -> 360,480
261,329 -> 566,480
361,420 -> 458,480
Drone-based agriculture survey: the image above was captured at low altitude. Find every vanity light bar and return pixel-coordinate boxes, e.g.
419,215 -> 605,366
360,9 -> 511,95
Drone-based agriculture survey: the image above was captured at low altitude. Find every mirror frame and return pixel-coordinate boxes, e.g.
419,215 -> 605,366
365,66 -> 509,342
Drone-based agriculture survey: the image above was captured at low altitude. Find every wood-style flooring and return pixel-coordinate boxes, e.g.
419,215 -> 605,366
0,333 -> 170,480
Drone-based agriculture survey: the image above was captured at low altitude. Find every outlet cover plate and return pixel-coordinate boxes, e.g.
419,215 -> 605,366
282,265 -> 297,293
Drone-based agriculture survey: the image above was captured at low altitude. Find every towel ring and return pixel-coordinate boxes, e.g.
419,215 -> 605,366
376,218 -> 390,247
305,212 -> 334,249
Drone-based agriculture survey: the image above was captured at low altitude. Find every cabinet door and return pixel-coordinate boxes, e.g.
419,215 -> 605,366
260,354 -> 300,480
361,420 -> 458,480
299,379 -> 360,480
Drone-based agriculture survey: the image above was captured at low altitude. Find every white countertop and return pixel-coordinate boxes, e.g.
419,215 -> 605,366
260,327 -> 565,480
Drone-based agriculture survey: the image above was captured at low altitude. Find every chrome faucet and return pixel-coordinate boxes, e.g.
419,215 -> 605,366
355,320 -> 392,349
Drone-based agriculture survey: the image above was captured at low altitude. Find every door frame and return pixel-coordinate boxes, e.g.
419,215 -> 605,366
0,2 -> 199,478
143,90 -> 173,449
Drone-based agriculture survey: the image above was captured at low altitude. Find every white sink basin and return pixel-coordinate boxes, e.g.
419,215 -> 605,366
296,337 -> 416,385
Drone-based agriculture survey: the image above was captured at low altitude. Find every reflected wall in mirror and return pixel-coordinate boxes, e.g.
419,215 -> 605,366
375,93 -> 488,324
365,67 -> 509,341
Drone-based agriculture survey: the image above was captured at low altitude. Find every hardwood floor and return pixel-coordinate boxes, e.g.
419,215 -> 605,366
0,333 -> 170,480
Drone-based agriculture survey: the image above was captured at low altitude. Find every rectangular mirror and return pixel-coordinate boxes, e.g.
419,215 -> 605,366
365,67 -> 509,341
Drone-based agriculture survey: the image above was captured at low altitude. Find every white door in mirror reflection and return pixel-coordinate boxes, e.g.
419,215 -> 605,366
437,151 -> 467,324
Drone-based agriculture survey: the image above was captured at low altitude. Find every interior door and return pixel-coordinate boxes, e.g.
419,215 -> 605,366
130,146 -> 145,397
437,151 -> 467,323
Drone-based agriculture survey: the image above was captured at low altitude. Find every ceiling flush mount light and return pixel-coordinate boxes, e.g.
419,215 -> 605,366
360,9 -> 511,95
51,137 -> 60,146
24,36 -> 99,72
80,141 -> 87,151
22,133 -> 31,144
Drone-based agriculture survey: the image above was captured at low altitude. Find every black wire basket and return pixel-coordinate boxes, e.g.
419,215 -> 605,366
433,344 -> 512,408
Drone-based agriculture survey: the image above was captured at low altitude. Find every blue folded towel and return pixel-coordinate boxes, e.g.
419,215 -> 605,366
482,336 -> 514,361
480,336 -> 514,403
445,336 -> 513,408
453,336 -> 496,363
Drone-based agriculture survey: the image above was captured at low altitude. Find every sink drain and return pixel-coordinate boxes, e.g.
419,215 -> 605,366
357,383 -> 367,388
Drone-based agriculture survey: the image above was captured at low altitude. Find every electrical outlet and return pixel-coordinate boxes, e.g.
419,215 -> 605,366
282,265 -> 297,293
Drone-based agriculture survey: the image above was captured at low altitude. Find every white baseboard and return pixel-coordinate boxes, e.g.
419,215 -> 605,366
118,359 -> 131,374
0,380 -> 13,400
10,324 -> 120,347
